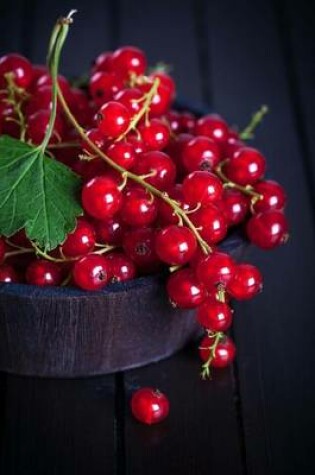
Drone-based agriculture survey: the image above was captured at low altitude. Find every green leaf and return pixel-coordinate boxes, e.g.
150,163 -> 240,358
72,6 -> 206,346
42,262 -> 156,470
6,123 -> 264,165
0,135 -> 82,251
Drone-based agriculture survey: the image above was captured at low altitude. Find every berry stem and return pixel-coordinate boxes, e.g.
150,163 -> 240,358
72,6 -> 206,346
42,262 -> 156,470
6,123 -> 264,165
200,331 -> 223,380
215,160 -> 262,201
4,72 -> 28,141
239,105 -> 269,140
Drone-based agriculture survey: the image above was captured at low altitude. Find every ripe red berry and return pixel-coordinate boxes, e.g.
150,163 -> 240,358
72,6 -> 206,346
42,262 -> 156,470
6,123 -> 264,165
27,110 -> 64,145
110,46 -> 147,79
81,128 -> 106,155
195,114 -> 229,144
97,101 -> 130,138
196,252 -> 236,289
197,299 -> 233,332
227,263 -> 263,300
0,53 -> 33,89
105,252 -> 136,282
89,71 -> 124,106
72,254 -> 112,290
178,111 -> 196,133
138,119 -> 170,151
167,268 -> 206,308
225,147 -> 266,186
138,81 -> 172,117
26,260 -> 62,286
131,387 -> 169,425
114,87 -> 143,115
94,216 -> 127,246
246,210 -> 289,249
106,141 -> 136,169
92,51 -> 113,74
199,335 -> 236,368
120,188 -> 158,226
82,176 -> 122,220
219,189 -> 249,226
123,228 -> 161,272
190,204 -> 227,244
133,151 -> 176,190
166,110 -> 181,133
0,264 -> 19,283
252,180 -> 287,213
182,170 -> 223,206
61,219 -> 95,257
182,136 -> 220,173
155,225 -> 197,265
35,73 -> 72,103
158,184 -> 190,225
149,71 -> 176,99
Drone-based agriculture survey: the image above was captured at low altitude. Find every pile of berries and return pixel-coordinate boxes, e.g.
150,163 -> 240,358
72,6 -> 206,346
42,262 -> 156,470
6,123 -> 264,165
0,45 -> 289,378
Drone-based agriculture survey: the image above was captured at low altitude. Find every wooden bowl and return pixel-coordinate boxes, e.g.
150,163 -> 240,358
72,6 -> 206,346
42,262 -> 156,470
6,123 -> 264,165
0,233 -> 247,378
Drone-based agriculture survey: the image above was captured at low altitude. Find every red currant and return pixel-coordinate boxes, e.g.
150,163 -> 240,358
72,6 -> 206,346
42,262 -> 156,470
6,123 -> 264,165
138,81 -> 172,117
227,263 -> 263,300
110,46 -> 147,80
0,264 -> 19,283
94,216 -> 127,245
106,141 -> 136,169
92,51 -> 113,74
252,180 -> 287,213
89,71 -> 124,106
195,114 -> 229,144
155,225 -> 197,265
219,189 -> 249,226
26,259 -> 62,286
196,252 -> 236,289
105,252 -> 136,282
123,228 -> 161,272
27,110 -> 64,145
82,128 -> 106,156
132,151 -> 176,190
190,204 -> 227,244
158,184 -> 190,225
167,268 -> 206,308
149,71 -> 176,99
197,299 -> 233,332
138,119 -> 170,151
225,147 -> 266,185
82,176 -> 122,220
131,387 -> 169,425
35,73 -> 72,102
0,53 -> 33,89
61,219 -> 95,257
120,188 -> 158,226
199,335 -> 236,368
182,136 -> 220,173
114,87 -> 143,115
72,254 -> 112,290
246,210 -> 289,249
97,101 -> 130,138
182,170 -> 223,206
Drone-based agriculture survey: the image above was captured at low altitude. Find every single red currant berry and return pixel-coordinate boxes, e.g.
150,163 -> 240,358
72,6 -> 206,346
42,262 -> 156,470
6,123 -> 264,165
82,176 -> 122,220
246,210 -> 289,249
167,268 -> 206,308
89,71 -> 124,106
222,130 -> 244,159
190,204 -> 228,244
133,151 -> 176,191
24,86 -> 54,117
158,184 -> 190,225
155,225 -> 197,265
94,217 -> 127,246
35,73 -> 72,102
92,51 -> 113,74
68,88 -> 92,125
182,136 -> 220,173
97,101 -> 130,138
225,147 -> 266,186
179,111 -> 196,133
252,180 -> 287,213
195,114 -> 229,144
73,254 -> 112,291
106,141 -> 136,169
0,53 -> 33,89
27,110 -> 64,145
81,128 -> 107,155
219,189 -> 249,226
105,252 -> 136,282
123,228 -> 161,272
0,237 -> 5,264
114,87 -> 144,116
0,264 -> 19,283
126,133 -> 147,155
110,46 -> 147,79
227,263 -> 263,300
196,252 -> 236,289
199,335 -> 236,368
120,188 -> 158,226
131,387 -> 170,425
197,300 -> 233,332
61,219 -> 95,257
166,110 -> 181,133
26,260 -> 62,286
138,81 -> 172,117
182,170 -> 223,206
138,119 -> 170,151
149,71 -> 176,99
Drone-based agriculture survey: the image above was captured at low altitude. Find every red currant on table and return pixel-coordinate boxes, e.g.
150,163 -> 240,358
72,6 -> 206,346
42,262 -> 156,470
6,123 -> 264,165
246,210 -> 289,249
123,228 -> 161,273
225,147 -> 266,186
26,260 -> 62,286
131,387 -> 170,425
190,204 -> 228,244
227,263 -> 263,300
195,114 -> 229,144
61,219 -> 95,257
94,216 -> 127,246
196,252 -> 236,289
219,189 -> 249,226
96,101 -> 130,138
138,119 -> 170,151
167,268 -> 206,308
132,151 -> 176,191
120,187 -> 158,227
199,335 -> 236,368
106,141 -> 136,170
0,53 -> 33,89
252,180 -> 287,213
72,254 -> 112,291
155,225 -> 197,266
197,299 -> 233,332
0,264 -> 19,283
182,170 -> 223,206
105,252 -> 136,282
182,136 -> 220,173
82,176 -> 122,220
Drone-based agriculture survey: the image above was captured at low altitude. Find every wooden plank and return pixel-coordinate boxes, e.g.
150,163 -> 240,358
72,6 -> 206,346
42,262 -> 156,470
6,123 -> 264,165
205,1 -> 315,474
118,0 -> 203,104
0,374 -> 116,475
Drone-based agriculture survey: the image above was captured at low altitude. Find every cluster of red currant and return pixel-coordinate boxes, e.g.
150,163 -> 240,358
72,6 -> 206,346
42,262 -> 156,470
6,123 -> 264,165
0,43 -> 289,378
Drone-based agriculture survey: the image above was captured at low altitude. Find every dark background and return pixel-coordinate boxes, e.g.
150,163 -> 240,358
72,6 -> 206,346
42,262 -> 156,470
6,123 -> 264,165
0,0 -> 315,474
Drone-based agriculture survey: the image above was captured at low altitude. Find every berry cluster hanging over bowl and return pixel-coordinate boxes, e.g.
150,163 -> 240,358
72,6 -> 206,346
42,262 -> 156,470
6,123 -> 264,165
0,12 -> 289,378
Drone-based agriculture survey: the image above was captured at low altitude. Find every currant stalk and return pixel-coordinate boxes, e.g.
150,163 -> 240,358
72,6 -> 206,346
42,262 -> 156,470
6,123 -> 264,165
3,72 -> 28,140
239,105 -> 269,140
200,331 -> 224,379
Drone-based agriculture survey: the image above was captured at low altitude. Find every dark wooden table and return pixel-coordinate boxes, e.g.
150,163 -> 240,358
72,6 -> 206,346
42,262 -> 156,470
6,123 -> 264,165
1,0 -> 315,473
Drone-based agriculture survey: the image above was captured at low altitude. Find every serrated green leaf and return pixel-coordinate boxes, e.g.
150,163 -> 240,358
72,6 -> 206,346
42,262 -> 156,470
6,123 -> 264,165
0,135 -> 82,251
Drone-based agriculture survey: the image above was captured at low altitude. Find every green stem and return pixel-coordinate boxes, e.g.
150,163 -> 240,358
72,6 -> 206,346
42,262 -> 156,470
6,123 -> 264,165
201,331 -> 223,380
239,105 -> 269,140
215,161 -> 262,201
